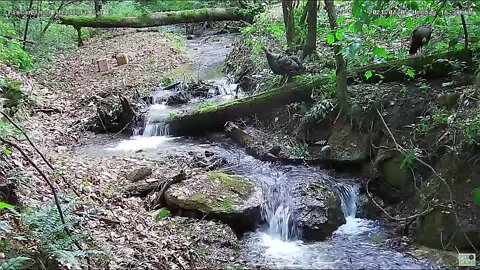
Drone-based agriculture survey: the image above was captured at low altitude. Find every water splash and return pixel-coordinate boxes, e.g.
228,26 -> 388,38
261,180 -> 297,240
336,183 -> 359,218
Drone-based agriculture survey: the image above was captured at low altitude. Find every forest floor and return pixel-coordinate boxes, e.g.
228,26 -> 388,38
2,28 -> 241,269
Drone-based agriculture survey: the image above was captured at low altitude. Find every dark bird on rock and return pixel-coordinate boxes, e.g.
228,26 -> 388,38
409,26 -> 432,55
263,48 -> 304,84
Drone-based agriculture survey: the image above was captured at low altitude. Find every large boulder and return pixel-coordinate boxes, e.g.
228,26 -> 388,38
165,170 -> 262,234
294,179 -> 345,241
416,151 -> 480,251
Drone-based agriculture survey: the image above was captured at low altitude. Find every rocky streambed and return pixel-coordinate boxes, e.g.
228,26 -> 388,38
74,30 -> 452,269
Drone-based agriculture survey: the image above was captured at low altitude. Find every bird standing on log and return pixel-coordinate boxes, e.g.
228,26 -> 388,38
263,48 -> 304,84
409,26 -> 432,55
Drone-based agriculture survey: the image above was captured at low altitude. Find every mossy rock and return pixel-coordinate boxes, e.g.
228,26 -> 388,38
326,121 -> 369,164
375,145 -> 414,201
165,171 -> 261,233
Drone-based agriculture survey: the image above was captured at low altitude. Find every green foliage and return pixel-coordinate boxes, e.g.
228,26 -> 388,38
400,148 -> 416,169
284,140 -> 309,158
195,100 -> 215,112
0,201 -> 14,209
21,201 -> 104,267
0,21 -> 31,70
302,98 -> 334,124
154,207 -> 171,221
418,177 -> 440,212
1,256 -> 31,270
0,78 -> 24,111
473,187 -> 480,206
161,76 -> 174,86
462,108 -> 480,150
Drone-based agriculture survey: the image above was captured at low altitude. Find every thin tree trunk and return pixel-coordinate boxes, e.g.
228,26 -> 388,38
40,0 -> 68,38
94,0 -> 103,17
282,0 -> 296,50
460,14 -> 468,49
303,0 -> 317,57
323,0 -> 348,111
22,0 -> 35,50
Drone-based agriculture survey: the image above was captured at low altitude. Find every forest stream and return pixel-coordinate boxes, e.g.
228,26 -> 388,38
77,32 -> 442,269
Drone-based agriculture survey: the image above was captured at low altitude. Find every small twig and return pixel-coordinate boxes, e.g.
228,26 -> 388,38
75,212 -> 121,225
1,112 -> 80,197
366,179 -> 434,222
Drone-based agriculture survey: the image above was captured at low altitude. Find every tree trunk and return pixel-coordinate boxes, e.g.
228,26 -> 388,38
59,8 -> 254,28
303,0 -> 317,57
22,0 -> 34,50
324,0 -> 348,111
460,14 -> 468,49
282,0 -> 296,50
94,0 -> 103,17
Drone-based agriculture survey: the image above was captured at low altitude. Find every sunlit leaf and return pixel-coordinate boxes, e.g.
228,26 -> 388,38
365,70 -> 373,80
0,201 -> 14,209
326,33 -> 335,45
335,31 -> 344,41
373,47 -> 388,58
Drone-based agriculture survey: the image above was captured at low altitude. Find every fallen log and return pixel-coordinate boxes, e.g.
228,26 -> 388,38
167,79 -> 321,135
59,8 -> 254,28
352,49 -> 475,83
166,49 -> 477,136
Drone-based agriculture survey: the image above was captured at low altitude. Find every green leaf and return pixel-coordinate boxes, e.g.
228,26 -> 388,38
326,33 -> 335,45
364,70 -> 373,80
335,30 -> 344,41
406,68 -> 415,78
373,46 -> 388,58
154,207 -> 171,221
2,148 -> 12,155
1,257 -> 31,270
0,201 -> 14,209
473,187 -> 480,206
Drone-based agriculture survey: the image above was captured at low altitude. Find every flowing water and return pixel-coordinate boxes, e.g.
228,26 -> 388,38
81,32 -> 443,269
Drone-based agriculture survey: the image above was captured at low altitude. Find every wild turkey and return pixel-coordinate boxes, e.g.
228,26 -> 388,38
409,26 -> 432,55
263,48 -> 304,83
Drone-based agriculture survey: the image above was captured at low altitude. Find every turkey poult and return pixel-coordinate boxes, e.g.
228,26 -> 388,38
409,26 -> 432,55
263,48 -> 304,84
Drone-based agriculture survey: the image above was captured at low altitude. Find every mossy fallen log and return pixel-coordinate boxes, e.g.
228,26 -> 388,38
352,49 -> 475,83
167,79 -> 321,135
59,8 -> 253,28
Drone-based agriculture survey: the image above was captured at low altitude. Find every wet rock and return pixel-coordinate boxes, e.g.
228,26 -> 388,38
205,150 -> 215,157
165,91 -> 190,105
357,194 -> 384,219
127,166 -> 153,182
165,171 -> 262,234
326,121 -> 369,164
294,179 -> 345,240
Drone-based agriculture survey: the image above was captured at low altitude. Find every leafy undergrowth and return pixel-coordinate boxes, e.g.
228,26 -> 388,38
0,28 -> 242,269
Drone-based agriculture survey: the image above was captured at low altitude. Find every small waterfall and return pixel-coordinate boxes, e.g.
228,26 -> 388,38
142,94 -> 171,137
260,173 -> 297,241
336,183 -> 359,218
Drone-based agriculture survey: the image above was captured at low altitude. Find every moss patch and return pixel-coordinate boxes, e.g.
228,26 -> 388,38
207,171 -> 253,196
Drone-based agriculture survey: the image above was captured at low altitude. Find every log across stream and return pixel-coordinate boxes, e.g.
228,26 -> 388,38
76,32 -> 446,269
